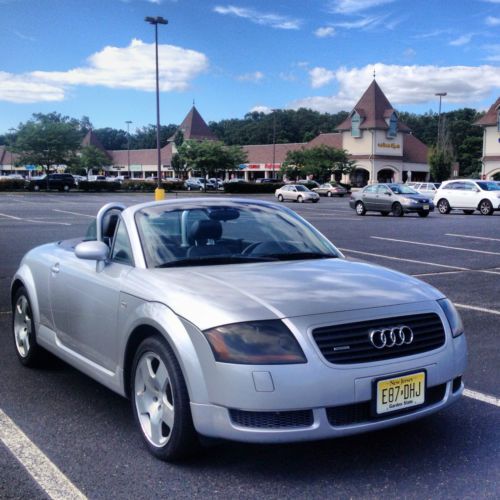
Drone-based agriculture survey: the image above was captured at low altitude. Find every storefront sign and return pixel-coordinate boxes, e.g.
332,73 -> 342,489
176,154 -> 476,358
377,142 -> 400,149
130,164 -> 142,172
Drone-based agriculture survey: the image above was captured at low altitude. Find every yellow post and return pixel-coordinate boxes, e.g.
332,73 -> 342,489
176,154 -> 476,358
155,187 -> 165,201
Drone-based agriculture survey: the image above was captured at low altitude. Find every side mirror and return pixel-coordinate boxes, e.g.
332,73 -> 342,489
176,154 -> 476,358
75,240 -> 109,261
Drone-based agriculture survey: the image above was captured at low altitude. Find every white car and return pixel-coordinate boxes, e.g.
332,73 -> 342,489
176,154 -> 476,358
275,184 -> 320,203
435,179 -> 500,215
409,182 -> 440,199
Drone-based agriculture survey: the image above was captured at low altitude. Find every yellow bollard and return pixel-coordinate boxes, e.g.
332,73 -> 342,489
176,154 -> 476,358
154,187 -> 165,201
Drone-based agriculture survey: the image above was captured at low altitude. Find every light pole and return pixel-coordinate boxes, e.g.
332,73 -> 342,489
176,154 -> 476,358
145,15 -> 168,200
435,92 -> 447,148
125,120 -> 132,176
8,128 -> 16,174
272,109 -> 277,179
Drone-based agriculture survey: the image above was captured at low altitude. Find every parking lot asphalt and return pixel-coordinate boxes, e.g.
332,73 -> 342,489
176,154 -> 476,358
0,191 -> 499,499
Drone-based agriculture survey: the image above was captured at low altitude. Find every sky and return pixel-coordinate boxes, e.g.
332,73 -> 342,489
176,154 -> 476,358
1,0 -> 500,134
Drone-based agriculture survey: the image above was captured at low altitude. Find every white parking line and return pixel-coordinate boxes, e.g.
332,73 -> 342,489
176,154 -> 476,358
463,389 -> 500,407
53,209 -> 95,218
309,217 -> 362,221
446,233 -> 500,243
0,213 -> 71,226
0,310 -> 11,315
371,236 -> 500,256
339,248 -> 469,270
0,409 -> 87,500
455,303 -> 500,316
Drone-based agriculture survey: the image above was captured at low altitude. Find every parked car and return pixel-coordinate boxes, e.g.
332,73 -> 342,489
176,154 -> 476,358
11,199 -> 466,461
434,179 -> 500,215
350,183 -> 434,217
4,173 -> 24,179
313,182 -> 349,197
184,178 -> 216,191
209,178 -> 224,189
408,182 -> 440,199
25,173 -> 76,192
297,179 -> 321,189
255,178 -> 278,183
275,184 -> 320,203
87,175 -> 107,182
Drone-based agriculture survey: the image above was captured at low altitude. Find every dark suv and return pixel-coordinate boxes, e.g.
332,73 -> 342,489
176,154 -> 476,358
26,174 -> 76,192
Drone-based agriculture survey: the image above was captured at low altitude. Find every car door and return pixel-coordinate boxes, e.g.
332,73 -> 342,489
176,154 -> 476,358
460,182 -> 479,208
441,182 -> 461,207
49,219 -> 134,371
361,185 -> 379,210
287,186 -> 297,201
376,185 -> 393,211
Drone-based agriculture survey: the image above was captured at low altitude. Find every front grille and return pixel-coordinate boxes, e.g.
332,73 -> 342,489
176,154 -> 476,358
229,409 -> 314,429
326,383 -> 446,426
312,313 -> 445,364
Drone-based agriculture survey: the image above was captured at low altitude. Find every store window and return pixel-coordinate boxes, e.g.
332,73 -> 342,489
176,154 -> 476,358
387,112 -> 398,139
351,112 -> 361,138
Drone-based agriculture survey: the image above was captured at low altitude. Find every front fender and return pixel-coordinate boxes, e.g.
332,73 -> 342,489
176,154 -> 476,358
119,299 -> 209,404
11,265 -> 41,327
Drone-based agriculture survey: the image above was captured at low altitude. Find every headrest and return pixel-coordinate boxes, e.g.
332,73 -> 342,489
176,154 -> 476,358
188,219 -> 222,243
102,212 -> 119,239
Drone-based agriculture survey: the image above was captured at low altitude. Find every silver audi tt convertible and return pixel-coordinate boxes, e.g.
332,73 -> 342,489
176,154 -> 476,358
11,199 -> 467,461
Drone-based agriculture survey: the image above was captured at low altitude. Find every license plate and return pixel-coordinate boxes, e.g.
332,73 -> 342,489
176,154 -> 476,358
376,372 -> 425,415
423,204 -> 429,210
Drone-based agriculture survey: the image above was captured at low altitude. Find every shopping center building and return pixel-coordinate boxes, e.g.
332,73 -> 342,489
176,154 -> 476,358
1,80 -> 451,185
475,97 -> 500,180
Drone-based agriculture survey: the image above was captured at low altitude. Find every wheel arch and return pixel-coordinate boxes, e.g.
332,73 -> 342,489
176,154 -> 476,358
477,198 -> 492,209
121,304 -> 209,404
11,267 -> 40,326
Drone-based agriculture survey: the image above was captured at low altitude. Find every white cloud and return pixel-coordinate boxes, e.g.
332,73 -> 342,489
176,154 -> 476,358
403,48 -> 416,58
328,0 -> 396,14
480,0 -> 500,3
314,26 -> 336,37
213,5 -> 301,30
289,64 -> 500,113
334,15 -> 387,30
449,34 -> 473,46
485,16 -> 500,26
250,105 -> 273,114
0,71 -> 65,103
237,71 -> 264,83
309,67 -> 336,88
0,39 -> 208,103
279,71 -> 297,82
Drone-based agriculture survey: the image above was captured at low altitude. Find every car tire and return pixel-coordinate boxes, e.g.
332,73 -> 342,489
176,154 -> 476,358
380,211 -> 390,216
312,199 -> 319,203
355,201 -> 366,216
131,336 -> 199,462
199,186 -> 203,191
297,196 -> 304,203
418,211 -> 430,218
63,184 -> 70,192
463,210 -> 474,215
187,186 -> 191,191
392,202 -> 404,217
327,191 -> 333,197
33,185 -> 40,192
278,194 -> 284,202
339,194 -> 345,197
478,199 -> 493,216
437,199 -> 451,214
12,287 -> 48,367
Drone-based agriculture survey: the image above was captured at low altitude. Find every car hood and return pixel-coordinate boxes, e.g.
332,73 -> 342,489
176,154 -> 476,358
126,258 -> 443,330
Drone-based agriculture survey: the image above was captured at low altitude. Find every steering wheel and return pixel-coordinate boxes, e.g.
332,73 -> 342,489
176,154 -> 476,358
242,241 -> 298,256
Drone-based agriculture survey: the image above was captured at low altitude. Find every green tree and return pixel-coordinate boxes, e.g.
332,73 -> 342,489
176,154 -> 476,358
176,140 -> 247,181
282,145 -> 355,182
173,130 -> 184,147
10,113 -> 82,175
429,146 -> 453,182
73,145 -> 110,176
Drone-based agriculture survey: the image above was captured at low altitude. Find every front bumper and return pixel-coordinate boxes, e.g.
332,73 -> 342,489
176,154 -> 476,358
402,202 -> 435,213
184,302 -> 467,443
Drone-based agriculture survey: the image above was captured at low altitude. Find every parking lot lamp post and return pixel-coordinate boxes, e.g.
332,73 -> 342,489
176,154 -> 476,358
125,120 -> 132,175
145,16 -> 168,200
272,109 -> 277,179
435,92 -> 447,149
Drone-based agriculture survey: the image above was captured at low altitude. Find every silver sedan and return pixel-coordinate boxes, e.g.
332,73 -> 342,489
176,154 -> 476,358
12,198 -> 465,461
275,184 -> 320,203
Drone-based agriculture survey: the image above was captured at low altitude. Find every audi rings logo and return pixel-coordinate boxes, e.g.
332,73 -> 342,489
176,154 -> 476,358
369,326 -> 414,349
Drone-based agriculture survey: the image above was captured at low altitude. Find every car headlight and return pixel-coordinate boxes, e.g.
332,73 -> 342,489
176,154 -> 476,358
202,320 -> 307,364
437,299 -> 464,337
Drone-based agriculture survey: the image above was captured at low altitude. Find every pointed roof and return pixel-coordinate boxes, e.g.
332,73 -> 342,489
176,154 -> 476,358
474,97 -> 500,127
336,80 -> 410,132
168,106 -> 217,142
81,130 -> 109,152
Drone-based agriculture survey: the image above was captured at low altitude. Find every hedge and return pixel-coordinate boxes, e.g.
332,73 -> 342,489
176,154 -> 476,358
78,180 -> 121,192
0,178 -> 26,191
121,180 -> 184,192
222,182 -> 284,193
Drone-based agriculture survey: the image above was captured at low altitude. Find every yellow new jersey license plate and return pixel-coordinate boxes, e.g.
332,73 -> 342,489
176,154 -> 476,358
423,204 -> 429,210
376,372 -> 426,415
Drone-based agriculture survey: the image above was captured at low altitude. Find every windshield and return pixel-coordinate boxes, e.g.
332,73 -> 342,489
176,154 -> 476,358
295,185 -> 310,192
388,184 -> 418,194
135,202 -> 340,268
477,181 -> 500,191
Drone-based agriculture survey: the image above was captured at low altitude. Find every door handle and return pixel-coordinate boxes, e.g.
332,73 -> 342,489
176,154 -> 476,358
51,263 -> 60,274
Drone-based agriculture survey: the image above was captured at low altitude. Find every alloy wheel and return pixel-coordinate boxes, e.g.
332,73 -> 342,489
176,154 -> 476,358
134,352 -> 175,448
479,200 -> 493,216
14,295 -> 31,357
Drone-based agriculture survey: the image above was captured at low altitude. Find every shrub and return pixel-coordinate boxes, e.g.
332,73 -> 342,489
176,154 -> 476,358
78,180 -> 121,192
121,180 -> 184,192
223,182 -> 284,193
0,178 -> 26,191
